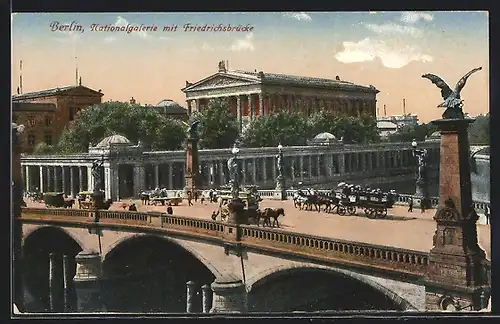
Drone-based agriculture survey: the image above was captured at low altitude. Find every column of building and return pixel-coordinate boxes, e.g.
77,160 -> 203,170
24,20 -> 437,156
133,164 -> 145,196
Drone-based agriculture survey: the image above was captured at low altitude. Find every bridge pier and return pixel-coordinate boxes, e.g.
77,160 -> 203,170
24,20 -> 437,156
73,251 -> 105,312
210,278 -> 247,313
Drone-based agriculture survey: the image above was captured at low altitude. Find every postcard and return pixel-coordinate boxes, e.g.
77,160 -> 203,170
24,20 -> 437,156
11,11 -> 490,315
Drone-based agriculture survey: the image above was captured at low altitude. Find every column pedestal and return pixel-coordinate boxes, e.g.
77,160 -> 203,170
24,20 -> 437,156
73,251 -> 105,312
424,118 -> 490,311
210,278 -> 247,313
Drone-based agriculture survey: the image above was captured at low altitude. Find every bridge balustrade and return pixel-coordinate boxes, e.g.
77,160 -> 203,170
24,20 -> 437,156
21,207 -> 91,219
239,224 -> 429,276
160,214 -> 225,237
99,210 -> 149,223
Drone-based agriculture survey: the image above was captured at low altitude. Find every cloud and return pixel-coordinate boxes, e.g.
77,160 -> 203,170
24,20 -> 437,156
334,38 -> 433,69
230,33 -> 254,51
400,12 -> 433,24
364,22 -> 423,38
283,12 -> 312,21
104,36 -> 116,43
114,15 -> 150,39
159,36 -> 171,41
202,42 -> 215,52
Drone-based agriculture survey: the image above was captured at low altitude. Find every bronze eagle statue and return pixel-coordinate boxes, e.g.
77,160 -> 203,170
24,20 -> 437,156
422,67 -> 482,119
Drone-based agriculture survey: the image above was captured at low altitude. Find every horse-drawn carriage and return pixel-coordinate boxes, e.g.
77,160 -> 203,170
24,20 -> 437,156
139,188 -> 183,205
335,183 -> 398,219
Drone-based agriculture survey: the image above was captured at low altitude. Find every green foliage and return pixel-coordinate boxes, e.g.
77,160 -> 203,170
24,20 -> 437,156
192,98 -> 240,149
57,101 -> 187,153
242,111 -> 311,147
387,122 -> 438,143
33,142 -> 60,155
468,114 -> 489,145
242,110 -> 380,147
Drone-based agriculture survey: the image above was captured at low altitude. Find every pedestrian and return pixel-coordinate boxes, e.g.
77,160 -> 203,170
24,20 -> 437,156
128,203 -> 137,211
408,198 -> 413,212
209,189 -> 214,203
166,203 -> 173,215
194,190 -> 199,203
485,206 -> 490,225
420,199 -> 426,213
187,191 -> 193,206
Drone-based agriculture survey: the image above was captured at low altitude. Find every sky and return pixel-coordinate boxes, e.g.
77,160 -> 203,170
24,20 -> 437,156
11,11 -> 489,122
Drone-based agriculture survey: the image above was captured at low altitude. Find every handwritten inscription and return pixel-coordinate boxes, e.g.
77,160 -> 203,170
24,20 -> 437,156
49,21 -> 255,35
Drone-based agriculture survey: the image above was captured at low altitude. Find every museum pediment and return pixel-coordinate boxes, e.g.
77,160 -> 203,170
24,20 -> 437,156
183,74 -> 259,92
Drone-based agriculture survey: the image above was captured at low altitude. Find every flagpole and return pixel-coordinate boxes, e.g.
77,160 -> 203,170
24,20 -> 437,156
19,60 -> 23,94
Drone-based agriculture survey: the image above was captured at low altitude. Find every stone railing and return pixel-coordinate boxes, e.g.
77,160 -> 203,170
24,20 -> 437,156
395,194 -> 490,211
20,207 -> 429,278
237,224 -> 428,276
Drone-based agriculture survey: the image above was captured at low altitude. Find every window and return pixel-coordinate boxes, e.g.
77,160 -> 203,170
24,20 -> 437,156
28,116 -> 36,126
44,134 -> 52,146
44,116 -> 52,127
27,134 -> 36,146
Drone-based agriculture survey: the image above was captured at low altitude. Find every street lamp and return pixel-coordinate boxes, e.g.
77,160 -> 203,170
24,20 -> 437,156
229,144 -> 240,200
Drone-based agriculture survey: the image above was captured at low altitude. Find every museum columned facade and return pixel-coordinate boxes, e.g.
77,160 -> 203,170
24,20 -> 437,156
182,62 -> 380,130
20,135 -> 440,201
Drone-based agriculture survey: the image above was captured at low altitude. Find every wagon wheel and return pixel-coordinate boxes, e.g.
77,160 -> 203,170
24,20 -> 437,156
363,208 -> 372,216
366,208 -> 377,219
377,208 -> 388,218
337,205 -> 346,216
347,205 -> 356,215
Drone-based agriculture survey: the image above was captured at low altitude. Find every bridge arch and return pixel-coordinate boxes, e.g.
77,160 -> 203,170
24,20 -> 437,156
100,233 -> 217,312
102,232 -> 221,278
247,264 -> 418,312
22,225 -> 85,251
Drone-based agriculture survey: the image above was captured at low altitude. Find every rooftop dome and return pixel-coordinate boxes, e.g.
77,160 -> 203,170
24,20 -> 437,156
95,134 -> 131,148
429,131 -> 441,139
314,132 -> 337,140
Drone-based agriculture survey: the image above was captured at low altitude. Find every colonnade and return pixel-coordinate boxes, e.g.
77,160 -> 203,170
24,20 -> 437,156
21,145 -> 440,201
187,94 -> 376,129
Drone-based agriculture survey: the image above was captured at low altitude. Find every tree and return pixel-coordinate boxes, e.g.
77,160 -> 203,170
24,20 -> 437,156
57,101 -> 186,153
387,122 -> 438,143
241,111 -> 311,147
468,114 -> 489,145
192,98 -> 240,149
33,142 -> 59,155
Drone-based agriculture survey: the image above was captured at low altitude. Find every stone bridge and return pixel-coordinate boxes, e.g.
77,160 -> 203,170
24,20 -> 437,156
19,207 -> 457,313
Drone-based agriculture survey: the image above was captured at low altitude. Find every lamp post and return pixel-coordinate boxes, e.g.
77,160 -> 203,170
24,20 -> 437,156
225,144 -> 246,225
411,139 -> 430,208
274,144 -> 286,200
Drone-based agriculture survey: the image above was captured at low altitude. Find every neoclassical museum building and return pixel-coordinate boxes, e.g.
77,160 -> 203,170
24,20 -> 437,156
20,134 -> 440,202
183,61 -> 379,130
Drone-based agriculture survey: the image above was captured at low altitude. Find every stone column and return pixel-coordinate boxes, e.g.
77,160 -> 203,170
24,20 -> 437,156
360,153 -> 366,172
327,154 -> 334,177
167,163 -> 174,189
218,161 -> 225,186
153,163 -> 159,188
62,255 -> 72,312
237,96 -> 243,131
248,94 -> 254,121
380,151 -> 386,170
103,165 -> 111,199
78,166 -> 84,194
299,156 -> 304,181
48,252 -> 60,312
261,158 -> 267,181
24,166 -> 30,193
21,165 -> 26,193
338,154 -> 346,175
367,153 -> 373,171
202,284 -> 212,313
308,156 -> 313,180
272,157 -> 277,180
258,93 -> 264,117
62,167 -> 68,195
186,281 -> 196,313
187,100 -> 192,115
73,251 -> 105,312
133,164 -> 145,196
316,155 -> 321,177
69,167 -> 76,198
46,167 -> 52,192
195,99 -> 201,112
252,158 -> 257,184
86,166 -> 94,192
54,166 -> 60,192
241,158 -> 247,185
210,278 -> 247,313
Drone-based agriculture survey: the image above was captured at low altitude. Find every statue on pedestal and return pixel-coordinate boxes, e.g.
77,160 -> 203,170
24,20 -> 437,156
91,158 -> 104,192
187,121 -> 200,139
227,155 -> 240,199
422,67 -> 482,119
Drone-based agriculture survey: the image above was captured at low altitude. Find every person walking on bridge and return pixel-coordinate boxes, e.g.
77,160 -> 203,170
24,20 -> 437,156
408,198 -> 413,212
187,191 -> 193,206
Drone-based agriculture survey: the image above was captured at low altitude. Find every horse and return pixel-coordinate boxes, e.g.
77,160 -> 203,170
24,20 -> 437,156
261,208 -> 285,227
139,191 -> 150,205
